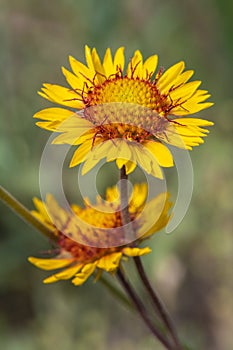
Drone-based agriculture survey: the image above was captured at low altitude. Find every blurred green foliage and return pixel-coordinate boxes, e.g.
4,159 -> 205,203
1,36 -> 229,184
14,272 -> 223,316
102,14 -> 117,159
0,0 -> 232,349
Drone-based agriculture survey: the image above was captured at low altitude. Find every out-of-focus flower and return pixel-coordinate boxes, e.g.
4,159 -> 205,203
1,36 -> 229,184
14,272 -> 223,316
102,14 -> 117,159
34,46 -> 213,177
28,184 -> 171,285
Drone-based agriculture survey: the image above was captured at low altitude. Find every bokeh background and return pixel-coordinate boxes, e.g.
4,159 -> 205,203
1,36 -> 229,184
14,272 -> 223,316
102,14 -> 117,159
0,0 -> 232,349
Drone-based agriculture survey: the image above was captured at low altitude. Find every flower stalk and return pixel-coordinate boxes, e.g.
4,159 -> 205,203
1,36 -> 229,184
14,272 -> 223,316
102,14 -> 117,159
99,274 -> 133,312
119,166 -> 182,349
0,185 -> 55,240
119,166 -> 135,242
117,267 -> 173,350
134,256 -> 183,349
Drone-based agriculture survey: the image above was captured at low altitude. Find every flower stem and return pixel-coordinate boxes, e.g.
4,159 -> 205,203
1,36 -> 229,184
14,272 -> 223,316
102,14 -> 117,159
0,185 -> 55,240
99,274 -> 134,312
119,166 -> 174,349
119,165 -> 135,242
134,256 -> 183,350
117,267 -> 173,350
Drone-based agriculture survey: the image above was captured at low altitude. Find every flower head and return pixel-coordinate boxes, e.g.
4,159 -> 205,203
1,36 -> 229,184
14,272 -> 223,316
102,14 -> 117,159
34,46 -> 213,177
28,184 -> 171,285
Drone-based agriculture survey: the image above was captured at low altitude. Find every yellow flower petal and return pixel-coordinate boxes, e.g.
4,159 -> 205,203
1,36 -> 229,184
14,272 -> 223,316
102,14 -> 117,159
127,50 -> 143,78
81,140 -> 114,174
157,127 -> 189,149
85,45 -> 95,72
132,145 -> 152,174
174,118 -> 214,127
61,67 -> 84,92
91,48 -> 106,83
69,139 -> 94,167
52,115 -> 94,143
171,70 -> 194,87
82,156 -> 104,175
149,158 -> 164,178
154,120 -> 208,150
52,130 -> 95,145
138,193 -> 171,239
157,61 -> 185,93
69,55 -> 94,81
28,257 -> 74,271
170,81 -> 201,101
32,197 -> 50,220
39,84 -> 83,109
35,121 -> 63,131
55,114 -> 94,131
45,194 -> 70,228
103,48 -> 114,78
91,139 -> 117,158
72,262 -> 96,286
133,145 -> 163,178
33,107 -> 74,122
143,141 -> 174,167
97,252 -> 122,272
124,160 -> 137,174
122,247 -> 151,256
129,183 -> 148,211
174,101 -> 214,115
43,264 -> 83,284
116,158 -> 128,169
107,140 -> 132,163
142,55 -> 158,79
113,46 -> 125,71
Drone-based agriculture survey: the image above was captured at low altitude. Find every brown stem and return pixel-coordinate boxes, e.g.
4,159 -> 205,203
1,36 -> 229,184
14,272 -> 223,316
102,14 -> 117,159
134,256 -> 183,350
117,268 -> 173,350
118,166 -> 182,349
119,166 -> 174,348
119,165 -> 135,242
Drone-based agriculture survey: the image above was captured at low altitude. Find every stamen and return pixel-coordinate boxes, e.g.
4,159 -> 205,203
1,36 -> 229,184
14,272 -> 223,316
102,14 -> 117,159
168,83 -> 184,92
63,97 -> 83,102
95,71 -> 108,80
78,71 -> 97,87
154,66 -> 164,82
130,60 -> 141,78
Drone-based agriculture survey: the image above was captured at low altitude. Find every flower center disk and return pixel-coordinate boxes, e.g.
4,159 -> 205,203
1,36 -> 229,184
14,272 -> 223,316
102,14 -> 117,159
88,77 -> 168,111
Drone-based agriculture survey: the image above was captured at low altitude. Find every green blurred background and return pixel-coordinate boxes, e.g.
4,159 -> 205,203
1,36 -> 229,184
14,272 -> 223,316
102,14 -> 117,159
0,0 -> 232,349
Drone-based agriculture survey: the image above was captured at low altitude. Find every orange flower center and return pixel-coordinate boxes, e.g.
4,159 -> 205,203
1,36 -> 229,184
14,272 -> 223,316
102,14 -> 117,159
56,207 -> 138,262
87,76 -> 170,112
58,234 -> 115,263
79,74 -> 174,144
